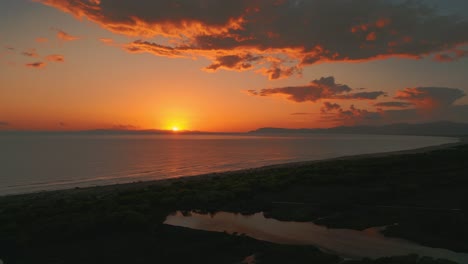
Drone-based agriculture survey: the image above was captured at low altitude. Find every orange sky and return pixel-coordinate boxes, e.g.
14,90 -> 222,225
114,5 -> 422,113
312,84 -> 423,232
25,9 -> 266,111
1,0 -> 468,132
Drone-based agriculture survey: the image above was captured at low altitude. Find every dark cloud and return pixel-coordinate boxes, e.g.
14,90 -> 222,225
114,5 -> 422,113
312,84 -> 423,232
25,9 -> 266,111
0,121 -> 9,126
22,49 -> 39,57
248,76 -> 384,102
125,40 -> 183,57
250,76 -> 352,102
395,87 -> 466,109
321,102 -> 342,113
45,54 -> 65,62
321,103 -> 382,126
38,0 -> 468,78
261,64 -> 302,80
205,54 -> 262,71
335,91 -> 387,100
25,62 -> 46,68
59,122 -> 66,127
374,101 -> 413,108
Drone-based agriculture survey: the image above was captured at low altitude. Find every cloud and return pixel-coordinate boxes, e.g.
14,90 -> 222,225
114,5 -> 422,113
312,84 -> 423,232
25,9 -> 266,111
248,76 -> 385,102
335,91 -> 387,100
260,64 -> 302,80
59,121 -> 67,127
395,87 -> 466,109
22,49 -> 39,57
374,101 -> 413,108
321,102 -> 341,113
25,62 -> 46,68
433,48 -> 468,62
45,54 -> 65,62
37,0 -> 468,78
0,121 -> 9,127
320,103 -> 382,126
35,37 -> 49,43
55,29 -> 79,41
205,54 -> 262,71
125,40 -> 184,57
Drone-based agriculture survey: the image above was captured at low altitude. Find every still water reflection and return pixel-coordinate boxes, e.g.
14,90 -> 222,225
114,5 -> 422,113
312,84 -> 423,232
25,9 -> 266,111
164,211 -> 468,263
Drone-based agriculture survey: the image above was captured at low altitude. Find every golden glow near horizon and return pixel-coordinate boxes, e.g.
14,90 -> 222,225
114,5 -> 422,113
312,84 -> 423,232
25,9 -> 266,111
0,1 -> 467,132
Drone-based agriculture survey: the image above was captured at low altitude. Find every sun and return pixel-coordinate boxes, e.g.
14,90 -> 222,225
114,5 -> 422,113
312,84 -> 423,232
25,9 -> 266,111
172,126 -> 179,132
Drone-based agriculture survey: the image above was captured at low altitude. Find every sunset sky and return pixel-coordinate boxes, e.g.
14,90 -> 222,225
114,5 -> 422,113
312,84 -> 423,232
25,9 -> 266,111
1,0 -> 468,132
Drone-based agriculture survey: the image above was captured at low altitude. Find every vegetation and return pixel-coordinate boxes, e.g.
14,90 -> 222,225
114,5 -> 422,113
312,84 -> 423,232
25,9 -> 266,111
0,144 -> 467,263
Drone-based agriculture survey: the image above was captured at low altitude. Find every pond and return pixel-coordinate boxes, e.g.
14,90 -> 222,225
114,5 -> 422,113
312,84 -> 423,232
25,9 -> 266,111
164,211 -> 468,263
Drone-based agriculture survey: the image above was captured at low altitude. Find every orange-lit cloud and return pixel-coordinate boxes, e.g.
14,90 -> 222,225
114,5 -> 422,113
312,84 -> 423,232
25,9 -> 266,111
55,29 -> 79,41
37,0 -> 468,79
45,54 -> 65,62
248,76 -> 385,102
0,121 -> 10,127
25,61 -> 46,68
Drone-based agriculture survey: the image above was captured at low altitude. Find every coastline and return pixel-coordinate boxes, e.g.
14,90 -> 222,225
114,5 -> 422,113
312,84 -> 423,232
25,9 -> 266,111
1,136 -> 467,263
4,136 -> 465,199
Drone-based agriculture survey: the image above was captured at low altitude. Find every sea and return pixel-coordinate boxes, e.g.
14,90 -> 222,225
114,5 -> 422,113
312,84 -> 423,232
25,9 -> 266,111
0,133 -> 458,195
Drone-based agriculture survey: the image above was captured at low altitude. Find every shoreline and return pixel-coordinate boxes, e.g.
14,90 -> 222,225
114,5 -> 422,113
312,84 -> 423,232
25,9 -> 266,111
2,136 -> 468,262
5,136 -> 465,199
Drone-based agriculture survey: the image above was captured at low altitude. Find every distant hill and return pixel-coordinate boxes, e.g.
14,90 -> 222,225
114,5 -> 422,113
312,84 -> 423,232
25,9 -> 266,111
250,121 -> 468,137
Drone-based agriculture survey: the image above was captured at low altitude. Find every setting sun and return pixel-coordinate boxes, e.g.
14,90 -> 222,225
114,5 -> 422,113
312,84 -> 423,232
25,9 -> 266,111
172,126 -> 179,132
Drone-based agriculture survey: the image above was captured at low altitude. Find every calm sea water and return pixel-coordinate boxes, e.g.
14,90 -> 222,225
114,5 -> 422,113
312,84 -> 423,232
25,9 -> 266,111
0,133 -> 457,195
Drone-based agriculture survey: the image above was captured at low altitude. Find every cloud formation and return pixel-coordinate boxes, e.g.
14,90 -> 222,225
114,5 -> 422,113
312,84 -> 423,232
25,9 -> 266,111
45,54 -> 65,62
374,101 -> 413,108
25,62 -> 46,68
321,87 -> 467,126
22,49 -> 39,57
55,29 -> 79,41
37,0 -> 468,78
321,103 -> 382,126
395,87 -> 466,109
248,76 -> 385,102
321,102 -> 341,113
0,121 -> 9,127
433,48 -> 468,62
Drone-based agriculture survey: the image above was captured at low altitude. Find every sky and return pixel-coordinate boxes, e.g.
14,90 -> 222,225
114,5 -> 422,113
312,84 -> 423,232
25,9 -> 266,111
1,0 -> 468,132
